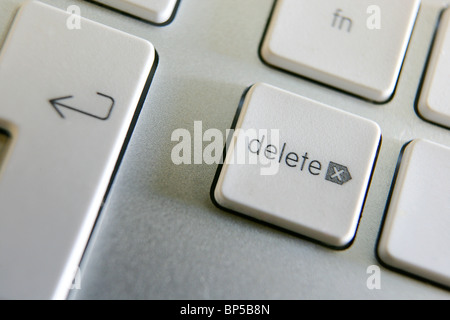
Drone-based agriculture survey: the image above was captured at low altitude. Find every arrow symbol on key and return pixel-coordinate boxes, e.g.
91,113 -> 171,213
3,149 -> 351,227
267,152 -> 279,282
49,92 -> 115,120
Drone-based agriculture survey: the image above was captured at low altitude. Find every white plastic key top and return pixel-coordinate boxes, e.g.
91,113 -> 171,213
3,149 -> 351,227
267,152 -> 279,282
93,0 -> 178,24
213,83 -> 381,248
378,139 -> 450,288
261,0 -> 420,102
418,8 -> 450,128
0,1 -> 156,299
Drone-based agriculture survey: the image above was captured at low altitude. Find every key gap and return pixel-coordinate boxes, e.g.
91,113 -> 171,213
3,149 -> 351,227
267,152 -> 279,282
0,128 -> 11,174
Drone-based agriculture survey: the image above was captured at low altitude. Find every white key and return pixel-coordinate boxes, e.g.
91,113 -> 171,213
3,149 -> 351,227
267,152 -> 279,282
0,1 -> 156,299
418,8 -> 450,128
377,139 -> 450,288
260,0 -> 420,102
93,0 -> 178,24
213,83 -> 381,248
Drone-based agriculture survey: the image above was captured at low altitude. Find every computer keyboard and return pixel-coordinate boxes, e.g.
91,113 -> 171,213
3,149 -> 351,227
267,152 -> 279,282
0,0 -> 449,300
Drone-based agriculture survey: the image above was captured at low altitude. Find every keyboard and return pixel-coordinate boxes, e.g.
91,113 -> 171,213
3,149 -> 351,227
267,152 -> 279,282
0,0 -> 449,300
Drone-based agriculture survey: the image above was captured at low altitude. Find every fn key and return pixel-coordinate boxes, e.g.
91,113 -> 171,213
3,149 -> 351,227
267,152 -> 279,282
261,0 -> 420,102
213,83 -> 381,248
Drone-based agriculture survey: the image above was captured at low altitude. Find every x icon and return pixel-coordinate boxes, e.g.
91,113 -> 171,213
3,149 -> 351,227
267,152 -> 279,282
325,162 -> 352,185
331,167 -> 345,181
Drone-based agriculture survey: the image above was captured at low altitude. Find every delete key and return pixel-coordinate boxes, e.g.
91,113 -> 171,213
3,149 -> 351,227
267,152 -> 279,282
213,83 -> 381,248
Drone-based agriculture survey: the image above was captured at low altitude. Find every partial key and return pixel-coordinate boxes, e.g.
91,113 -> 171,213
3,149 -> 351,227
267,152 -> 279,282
93,0 -> 179,25
0,1 -> 157,299
418,7 -> 450,129
261,0 -> 420,102
378,139 -> 450,288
